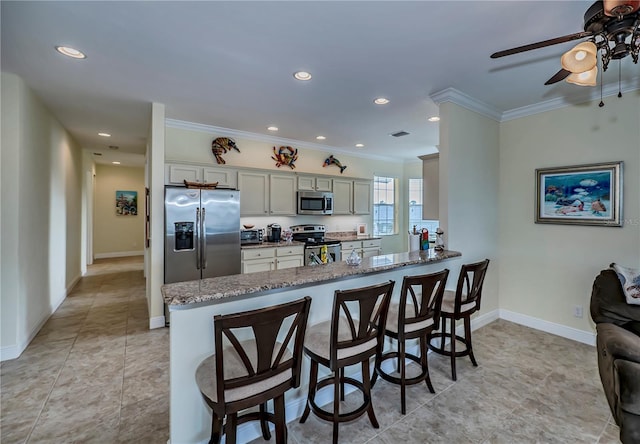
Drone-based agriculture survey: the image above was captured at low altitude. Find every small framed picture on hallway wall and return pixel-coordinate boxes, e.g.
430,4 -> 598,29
116,190 -> 138,216
535,161 -> 622,227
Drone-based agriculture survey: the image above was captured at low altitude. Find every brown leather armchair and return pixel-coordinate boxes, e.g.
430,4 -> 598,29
590,269 -> 640,443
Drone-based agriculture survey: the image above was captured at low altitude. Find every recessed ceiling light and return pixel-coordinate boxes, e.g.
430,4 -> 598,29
374,98 -> 389,105
55,46 -> 86,59
428,116 -> 440,122
267,126 -> 279,131
316,136 -> 326,140
98,132 -> 111,137
355,143 -> 364,148
112,161 -> 121,165
293,71 -> 312,81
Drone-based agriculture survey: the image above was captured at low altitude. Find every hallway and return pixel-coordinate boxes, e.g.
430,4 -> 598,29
0,256 -> 169,443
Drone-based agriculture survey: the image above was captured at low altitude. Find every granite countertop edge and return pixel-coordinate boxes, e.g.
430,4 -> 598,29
162,249 -> 461,309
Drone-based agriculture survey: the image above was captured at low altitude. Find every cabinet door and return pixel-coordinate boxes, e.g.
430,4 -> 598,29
315,177 -> 333,192
276,256 -> 304,270
238,172 -> 269,216
168,164 -> 202,185
242,258 -> 275,274
203,167 -> 238,188
332,179 -> 353,215
270,174 -> 296,215
297,176 -> 316,191
361,247 -> 381,258
353,180 -> 372,215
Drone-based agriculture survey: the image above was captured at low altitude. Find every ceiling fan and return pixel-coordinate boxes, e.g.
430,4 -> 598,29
491,0 -> 640,86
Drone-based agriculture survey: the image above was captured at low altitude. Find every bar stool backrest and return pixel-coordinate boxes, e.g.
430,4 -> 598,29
399,269 -> 449,339
453,259 -> 490,315
213,296 -> 312,410
330,280 -> 395,370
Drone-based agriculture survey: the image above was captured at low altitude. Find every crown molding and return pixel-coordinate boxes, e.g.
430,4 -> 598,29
430,81 -> 639,123
429,88 -> 503,121
502,78 -> 640,121
165,119 -> 404,163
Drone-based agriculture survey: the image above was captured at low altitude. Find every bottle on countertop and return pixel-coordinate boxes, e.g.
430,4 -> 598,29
320,244 -> 328,264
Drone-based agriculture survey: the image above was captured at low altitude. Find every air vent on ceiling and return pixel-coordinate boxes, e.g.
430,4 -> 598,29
93,152 -> 103,156
390,131 -> 410,138
108,145 -> 119,150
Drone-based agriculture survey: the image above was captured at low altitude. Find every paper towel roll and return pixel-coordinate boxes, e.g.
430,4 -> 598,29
409,234 -> 421,252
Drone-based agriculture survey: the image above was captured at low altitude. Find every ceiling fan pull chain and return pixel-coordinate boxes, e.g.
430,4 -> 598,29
618,59 -> 622,98
599,56 -> 605,108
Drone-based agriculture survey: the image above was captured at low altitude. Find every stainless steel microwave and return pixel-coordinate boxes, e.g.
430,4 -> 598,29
297,191 -> 333,215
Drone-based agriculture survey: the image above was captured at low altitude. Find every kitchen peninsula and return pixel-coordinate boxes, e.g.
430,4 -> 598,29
163,248 -> 461,444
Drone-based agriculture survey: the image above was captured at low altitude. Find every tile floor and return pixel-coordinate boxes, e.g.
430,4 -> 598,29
1,257 -> 621,443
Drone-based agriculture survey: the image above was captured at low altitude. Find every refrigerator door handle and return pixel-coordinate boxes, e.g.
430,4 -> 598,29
201,208 -> 207,270
195,208 -> 201,270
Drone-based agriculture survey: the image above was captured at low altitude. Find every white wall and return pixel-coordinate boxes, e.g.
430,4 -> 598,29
0,73 -> 83,360
93,164 -> 145,258
499,93 -> 640,335
438,102 -> 501,314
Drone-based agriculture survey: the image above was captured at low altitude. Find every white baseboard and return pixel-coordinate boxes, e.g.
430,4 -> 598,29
0,303 -> 58,362
94,250 -> 144,259
0,344 -> 21,361
149,316 -> 166,329
66,274 -> 81,295
499,309 -> 596,346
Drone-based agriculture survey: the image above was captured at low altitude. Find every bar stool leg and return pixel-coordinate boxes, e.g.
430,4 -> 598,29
362,360 -> 379,428
465,316 -> 478,366
339,368 -> 345,401
450,317 -> 457,381
300,359 -> 318,423
209,412 -> 223,444
333,374 -> 340,444
274,394 -> 287,444
259,402 -> 271,440
399,339 -> 406,415
226,413 -> 238,444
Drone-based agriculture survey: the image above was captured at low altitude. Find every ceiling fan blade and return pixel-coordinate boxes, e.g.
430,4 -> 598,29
490,31 -> 593,58
544,69 -> 571,85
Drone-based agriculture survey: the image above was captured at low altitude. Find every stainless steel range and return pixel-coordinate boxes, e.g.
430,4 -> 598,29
290,224 -> 341,265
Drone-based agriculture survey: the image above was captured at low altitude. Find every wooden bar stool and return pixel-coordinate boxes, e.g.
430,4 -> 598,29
371,269 -> 449,414
428,259 -> 490,380
300,281 -> 395,444
195,296 -> 311,444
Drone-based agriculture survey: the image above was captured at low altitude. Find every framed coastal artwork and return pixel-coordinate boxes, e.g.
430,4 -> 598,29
535,161 -> 622,227
115,190 -> 138,216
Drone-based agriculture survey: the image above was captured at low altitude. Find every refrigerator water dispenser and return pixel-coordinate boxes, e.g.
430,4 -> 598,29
174,222 -> 194,250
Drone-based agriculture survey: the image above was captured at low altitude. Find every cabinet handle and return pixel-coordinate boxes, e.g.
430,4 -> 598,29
257,253 -> 261,257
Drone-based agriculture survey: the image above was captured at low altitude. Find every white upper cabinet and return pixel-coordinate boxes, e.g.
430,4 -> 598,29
332,179 -> 354,215
353,180 -> 372,215
269,174 -> 296,216
297,175 -> 333,192
166,163 -> 237,188
238,171 -> 270,216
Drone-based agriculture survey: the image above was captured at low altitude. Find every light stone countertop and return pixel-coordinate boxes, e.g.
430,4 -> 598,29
162,249 -> 461,309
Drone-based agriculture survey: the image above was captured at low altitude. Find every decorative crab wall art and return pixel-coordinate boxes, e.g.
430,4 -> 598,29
211,137 -> 240,164
323,155 -> 347,174
272,146 -> 298,169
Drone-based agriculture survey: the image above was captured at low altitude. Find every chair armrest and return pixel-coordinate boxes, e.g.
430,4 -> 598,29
615,360 -> 640,416
597,323 -> 640,364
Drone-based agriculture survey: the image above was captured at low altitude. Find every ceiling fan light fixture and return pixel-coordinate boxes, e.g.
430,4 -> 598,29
566,65 -> 598,86
603,0 -> 640,16
561,41 -> 597,73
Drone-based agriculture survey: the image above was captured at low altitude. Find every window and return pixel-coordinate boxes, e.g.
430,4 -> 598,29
373,176 -> 397,235
408,178 -> 439,239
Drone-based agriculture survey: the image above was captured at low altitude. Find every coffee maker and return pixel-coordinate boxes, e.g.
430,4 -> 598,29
267,223 -> 282,242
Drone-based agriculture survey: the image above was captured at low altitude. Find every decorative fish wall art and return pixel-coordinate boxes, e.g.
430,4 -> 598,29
211,137 -> 240,164
272,146 -> 298,169
323,155 -> 347,174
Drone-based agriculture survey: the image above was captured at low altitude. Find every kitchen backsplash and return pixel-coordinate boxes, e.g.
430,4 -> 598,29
240,215 -> 367,233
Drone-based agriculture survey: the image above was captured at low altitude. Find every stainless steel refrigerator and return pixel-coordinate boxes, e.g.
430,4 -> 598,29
164,187 -> 241,284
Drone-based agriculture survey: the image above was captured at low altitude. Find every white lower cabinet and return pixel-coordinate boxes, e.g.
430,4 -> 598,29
341,239 -> 381,260
275,245 -> 305,270
241,248 -> 275,274
241,245 -> 304,274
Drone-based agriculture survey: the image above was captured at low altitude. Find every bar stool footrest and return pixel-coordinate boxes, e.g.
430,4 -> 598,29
308,375 -> 371,424
376,351 -> 429,386
428,332 -> 473,358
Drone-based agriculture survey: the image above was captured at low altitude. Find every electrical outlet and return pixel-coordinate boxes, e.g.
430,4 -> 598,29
573,305 -> 583,318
